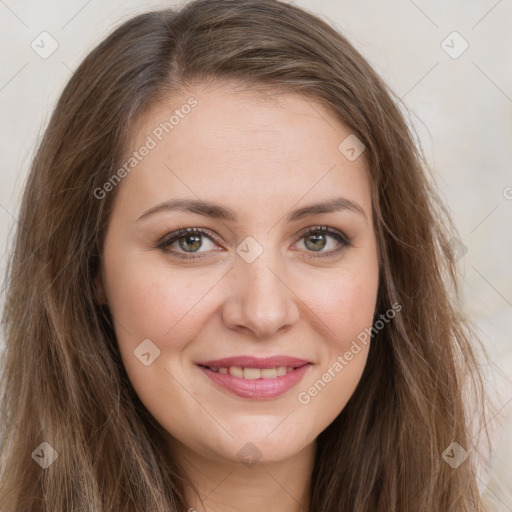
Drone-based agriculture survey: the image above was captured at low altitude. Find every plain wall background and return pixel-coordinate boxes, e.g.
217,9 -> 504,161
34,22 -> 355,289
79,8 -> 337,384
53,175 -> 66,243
1,0 -> 511,507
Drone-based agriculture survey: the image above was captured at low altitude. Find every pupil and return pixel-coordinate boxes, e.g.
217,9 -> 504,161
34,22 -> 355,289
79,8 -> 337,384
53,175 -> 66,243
179,234 -> 202,252
305,233 -> 326,251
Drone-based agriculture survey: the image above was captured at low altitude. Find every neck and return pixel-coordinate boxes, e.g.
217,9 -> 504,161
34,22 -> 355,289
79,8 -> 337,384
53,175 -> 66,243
170,439 -> 316,512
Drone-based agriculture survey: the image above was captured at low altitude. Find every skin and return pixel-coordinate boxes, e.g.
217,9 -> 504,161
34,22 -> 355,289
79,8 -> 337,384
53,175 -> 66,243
98,81 -> 380,512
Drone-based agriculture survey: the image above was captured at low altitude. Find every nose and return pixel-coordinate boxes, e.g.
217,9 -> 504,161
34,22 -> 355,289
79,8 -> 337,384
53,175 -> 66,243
222,250 -> 300,339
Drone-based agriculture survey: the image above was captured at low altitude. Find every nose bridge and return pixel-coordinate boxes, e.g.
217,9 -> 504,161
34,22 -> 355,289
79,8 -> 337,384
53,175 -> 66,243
243,249 -> 283,301
222,235 -> 299,338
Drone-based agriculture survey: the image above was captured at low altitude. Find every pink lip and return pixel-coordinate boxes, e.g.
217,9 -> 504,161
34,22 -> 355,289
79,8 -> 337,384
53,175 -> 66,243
197,359 -> 312,400
196,355 -> 310,369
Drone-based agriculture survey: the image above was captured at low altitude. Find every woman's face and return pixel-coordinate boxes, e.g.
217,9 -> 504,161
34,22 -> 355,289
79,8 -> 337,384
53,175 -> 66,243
100,82 -> 379,466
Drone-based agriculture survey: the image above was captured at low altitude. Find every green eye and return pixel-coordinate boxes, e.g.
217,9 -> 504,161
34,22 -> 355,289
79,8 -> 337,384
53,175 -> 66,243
159,228 -> 217,258
158,225 -> 351,260
295,226 -> 351,258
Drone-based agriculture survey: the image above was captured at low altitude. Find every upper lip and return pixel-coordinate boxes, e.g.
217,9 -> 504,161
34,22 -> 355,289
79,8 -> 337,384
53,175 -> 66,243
197,356 -> 311,369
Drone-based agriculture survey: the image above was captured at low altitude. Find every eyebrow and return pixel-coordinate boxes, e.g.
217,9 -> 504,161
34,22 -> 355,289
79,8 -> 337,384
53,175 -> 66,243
137,196 -> 368,223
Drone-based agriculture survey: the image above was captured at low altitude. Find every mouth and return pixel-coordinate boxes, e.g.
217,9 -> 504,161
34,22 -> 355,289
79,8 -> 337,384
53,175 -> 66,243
196,356 -> 312,399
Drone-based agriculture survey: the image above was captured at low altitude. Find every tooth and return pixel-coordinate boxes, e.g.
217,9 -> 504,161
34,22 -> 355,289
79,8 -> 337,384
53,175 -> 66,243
229,366 -> 244,378
243,367 -> 261,379
218,366 -> 294,379
260,368 -> 277,379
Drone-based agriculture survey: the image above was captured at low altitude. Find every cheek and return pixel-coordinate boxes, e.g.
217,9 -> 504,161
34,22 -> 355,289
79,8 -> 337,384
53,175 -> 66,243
292,255 -> 379,413
103,249 -> 224,343
315,276 -> 377,336
296,255 -> 379,349
294,280 -> 375,423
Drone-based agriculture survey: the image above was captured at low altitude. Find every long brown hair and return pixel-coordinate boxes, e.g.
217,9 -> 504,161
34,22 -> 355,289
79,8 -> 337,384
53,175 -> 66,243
0,0 -> 491,510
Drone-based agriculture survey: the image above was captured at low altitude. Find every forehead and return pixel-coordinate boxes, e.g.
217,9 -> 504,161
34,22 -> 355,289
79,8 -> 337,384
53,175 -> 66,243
115,82 -> 372,223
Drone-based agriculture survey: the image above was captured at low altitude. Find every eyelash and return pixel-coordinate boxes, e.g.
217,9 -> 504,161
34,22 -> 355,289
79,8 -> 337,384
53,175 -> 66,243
157,226 -> 352,260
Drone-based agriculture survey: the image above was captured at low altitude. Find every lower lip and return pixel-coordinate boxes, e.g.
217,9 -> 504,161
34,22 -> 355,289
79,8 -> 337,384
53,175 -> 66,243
198,364 -> 312,399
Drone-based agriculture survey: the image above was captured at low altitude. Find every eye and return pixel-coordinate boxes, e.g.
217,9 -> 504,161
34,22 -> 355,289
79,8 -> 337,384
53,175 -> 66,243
157,228 -> 220,259
293,225 -> 352,258
157,225 -> 352,260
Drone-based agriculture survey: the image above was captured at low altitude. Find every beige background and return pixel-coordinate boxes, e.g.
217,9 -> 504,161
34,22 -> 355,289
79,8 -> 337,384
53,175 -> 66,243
0,0 -> 510,508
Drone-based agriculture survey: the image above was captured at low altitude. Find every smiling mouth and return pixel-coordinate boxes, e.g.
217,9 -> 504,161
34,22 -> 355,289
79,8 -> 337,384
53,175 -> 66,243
199,365 -> 304,379
197,358 -> 312,399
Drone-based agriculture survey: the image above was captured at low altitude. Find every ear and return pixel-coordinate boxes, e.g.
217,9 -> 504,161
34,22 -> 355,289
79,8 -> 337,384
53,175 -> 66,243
94,271 -> 108,306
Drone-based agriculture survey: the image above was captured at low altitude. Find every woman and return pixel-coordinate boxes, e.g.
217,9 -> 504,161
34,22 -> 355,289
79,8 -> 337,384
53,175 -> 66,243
0,0 -> 491,510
